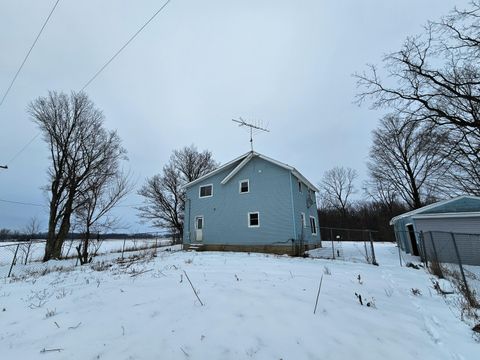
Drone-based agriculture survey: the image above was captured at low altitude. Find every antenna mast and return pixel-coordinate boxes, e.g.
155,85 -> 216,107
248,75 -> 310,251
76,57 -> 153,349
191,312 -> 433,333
232,117 -> 269,151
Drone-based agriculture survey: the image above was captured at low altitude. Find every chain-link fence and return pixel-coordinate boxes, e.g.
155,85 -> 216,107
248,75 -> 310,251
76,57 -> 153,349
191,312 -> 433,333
309,227 -> 379,265
0,237 -> 178,280
421,231 -> 480,308
394,229 -> 480,310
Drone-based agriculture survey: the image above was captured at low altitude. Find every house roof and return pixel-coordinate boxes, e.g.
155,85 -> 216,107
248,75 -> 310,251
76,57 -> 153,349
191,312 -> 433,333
184,150 -> 320,192
389,195 -> 480,225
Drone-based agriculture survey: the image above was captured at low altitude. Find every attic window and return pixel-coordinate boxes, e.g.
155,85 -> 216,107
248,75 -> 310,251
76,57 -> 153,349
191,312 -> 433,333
199,184 -> 213,198
298,181 -> 302,193
239,179 -> 249,194
248,212 -> 260,227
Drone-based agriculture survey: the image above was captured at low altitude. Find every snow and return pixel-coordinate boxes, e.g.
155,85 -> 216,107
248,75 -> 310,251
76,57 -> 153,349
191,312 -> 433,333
0,243 -> 479,359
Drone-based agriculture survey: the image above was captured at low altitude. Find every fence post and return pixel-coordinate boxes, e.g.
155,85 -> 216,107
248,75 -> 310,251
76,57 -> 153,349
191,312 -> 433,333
420,231 -> 428,268
8,243 -> 20,278
121,238 -> 126,259
368,231 -> 378,265
450,232 -> 473,302
330,228 -> 335,259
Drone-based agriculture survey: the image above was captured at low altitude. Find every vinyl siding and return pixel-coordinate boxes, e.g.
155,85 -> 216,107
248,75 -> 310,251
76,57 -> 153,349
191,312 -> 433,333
184,156 -> 295,246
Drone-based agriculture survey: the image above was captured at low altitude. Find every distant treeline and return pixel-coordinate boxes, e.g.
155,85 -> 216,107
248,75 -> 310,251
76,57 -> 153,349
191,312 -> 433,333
318,201 -> 408,242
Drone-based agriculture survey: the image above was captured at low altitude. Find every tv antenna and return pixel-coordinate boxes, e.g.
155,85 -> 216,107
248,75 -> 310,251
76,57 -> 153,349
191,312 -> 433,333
232,117 -> 270,151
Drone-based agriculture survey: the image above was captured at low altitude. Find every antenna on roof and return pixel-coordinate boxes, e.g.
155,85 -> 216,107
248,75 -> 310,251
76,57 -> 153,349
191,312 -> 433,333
232,117 -> 270,151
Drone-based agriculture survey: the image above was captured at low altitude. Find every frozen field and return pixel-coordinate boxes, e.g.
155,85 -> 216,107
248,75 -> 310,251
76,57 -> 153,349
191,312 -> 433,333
0,243 -> 478,359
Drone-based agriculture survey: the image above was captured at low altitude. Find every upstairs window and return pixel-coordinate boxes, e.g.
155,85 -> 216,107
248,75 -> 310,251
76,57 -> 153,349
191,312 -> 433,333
199,184 -> 213,198
298,181 -> 302,193
301,213 -> 306,228
248,212 -> 260,227
310,216 -> 317,235
239,179 -> 249,194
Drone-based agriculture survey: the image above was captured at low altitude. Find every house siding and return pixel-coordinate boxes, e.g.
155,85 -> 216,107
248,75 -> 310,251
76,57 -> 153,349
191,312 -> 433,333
291,174 -> 321,245
184,156 -> 295,246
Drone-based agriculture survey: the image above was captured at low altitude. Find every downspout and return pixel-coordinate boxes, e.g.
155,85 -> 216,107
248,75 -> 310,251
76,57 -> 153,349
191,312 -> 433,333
289,173 -> 297,240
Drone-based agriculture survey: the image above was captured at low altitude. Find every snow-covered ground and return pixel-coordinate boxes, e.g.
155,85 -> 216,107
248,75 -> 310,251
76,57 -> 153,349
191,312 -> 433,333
0,243 -> 478,359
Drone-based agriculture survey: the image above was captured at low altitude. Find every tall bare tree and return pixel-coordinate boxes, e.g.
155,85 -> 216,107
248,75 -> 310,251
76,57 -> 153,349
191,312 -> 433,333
368,115 -> 447,210
319,166 -> 358,217
137,146 -> 217,236
29,91 -> 126,261
356,2 -> 480,195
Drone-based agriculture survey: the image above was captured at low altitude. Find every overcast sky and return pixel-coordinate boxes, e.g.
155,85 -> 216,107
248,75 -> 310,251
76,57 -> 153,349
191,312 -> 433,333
0,0 -> 470,232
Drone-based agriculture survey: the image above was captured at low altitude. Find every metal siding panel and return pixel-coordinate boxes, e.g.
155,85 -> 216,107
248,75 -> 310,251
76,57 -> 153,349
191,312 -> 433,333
414,217 -> 480,234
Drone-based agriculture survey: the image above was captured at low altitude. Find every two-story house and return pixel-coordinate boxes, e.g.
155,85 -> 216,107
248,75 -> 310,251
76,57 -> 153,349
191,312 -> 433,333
183,151 -> 321,254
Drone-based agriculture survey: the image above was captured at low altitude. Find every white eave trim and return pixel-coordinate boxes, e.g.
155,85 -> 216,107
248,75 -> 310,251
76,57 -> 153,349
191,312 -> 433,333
412,211 -> 480,220
221,153 -> 254,185
389,195 -> 480,225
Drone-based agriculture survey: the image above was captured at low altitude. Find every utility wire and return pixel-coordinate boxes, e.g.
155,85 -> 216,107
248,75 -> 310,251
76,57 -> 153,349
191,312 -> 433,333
0,0 -> 61,108
81,0 -> 171,91
0,199 -> 46,207
6,133 -> 41,165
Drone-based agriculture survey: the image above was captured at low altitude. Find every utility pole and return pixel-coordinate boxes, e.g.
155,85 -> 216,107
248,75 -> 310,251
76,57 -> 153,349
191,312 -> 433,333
232,117 -> 269,151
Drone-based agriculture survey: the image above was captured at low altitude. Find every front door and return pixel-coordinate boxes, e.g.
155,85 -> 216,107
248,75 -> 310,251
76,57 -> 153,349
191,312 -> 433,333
195,216 -> 204,242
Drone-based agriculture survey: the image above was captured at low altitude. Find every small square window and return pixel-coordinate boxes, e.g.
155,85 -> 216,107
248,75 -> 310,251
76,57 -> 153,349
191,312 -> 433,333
240,179 -> 249,194
199,184 -> 213,198
248,212 -> 260,227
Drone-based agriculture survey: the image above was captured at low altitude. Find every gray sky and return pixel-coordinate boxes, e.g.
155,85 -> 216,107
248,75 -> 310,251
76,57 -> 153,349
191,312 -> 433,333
0,0 -> 470,232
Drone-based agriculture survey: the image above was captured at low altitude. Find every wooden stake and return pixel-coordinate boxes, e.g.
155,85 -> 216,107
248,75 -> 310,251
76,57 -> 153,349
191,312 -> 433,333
313,275 -> 324,314
183,270 -> 204,306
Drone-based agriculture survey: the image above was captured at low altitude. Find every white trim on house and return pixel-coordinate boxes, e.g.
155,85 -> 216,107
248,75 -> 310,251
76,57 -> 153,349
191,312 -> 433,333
199,184 -> 213,198
195,215 -> 204,230
248,212 -> 260,228
184,150 -> 320,193
389,195 -> 480,225
412,211 -> 480,220
221,153 -> 254,185
239,179 -> 250,194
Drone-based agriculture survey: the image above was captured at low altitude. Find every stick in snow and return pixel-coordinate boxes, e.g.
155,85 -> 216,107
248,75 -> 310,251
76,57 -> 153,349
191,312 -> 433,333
68,322 -> 82,330
183,270 -> 204,306
40,348 -> 63,353
130,269 -> 153,277
313,275 -> 324,314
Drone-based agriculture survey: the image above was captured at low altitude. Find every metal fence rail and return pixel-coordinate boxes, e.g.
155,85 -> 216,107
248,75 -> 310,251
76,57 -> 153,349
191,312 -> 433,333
0,237 -> 176,279
310,227 -> 379,265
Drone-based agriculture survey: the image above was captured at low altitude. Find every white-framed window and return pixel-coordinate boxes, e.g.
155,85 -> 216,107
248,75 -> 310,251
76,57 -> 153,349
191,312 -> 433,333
301,212 -> 306,228
309,216 -> 317,235
298,180 -> 302,193
239,179 -> 249,194
248,212 -> 260,228
199,184 -> 213,198
195,216 -> 204,230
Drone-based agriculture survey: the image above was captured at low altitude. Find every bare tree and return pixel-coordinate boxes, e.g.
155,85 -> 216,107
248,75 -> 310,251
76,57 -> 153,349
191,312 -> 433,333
356,2 -> 480,195
75,173 -> 131,265
363,178 -> 398,214
319,166 -> 358,217
137,146 -> 217,236
29,91 -> 127,261
368,115 -> 447,210
20,217 -> 41,265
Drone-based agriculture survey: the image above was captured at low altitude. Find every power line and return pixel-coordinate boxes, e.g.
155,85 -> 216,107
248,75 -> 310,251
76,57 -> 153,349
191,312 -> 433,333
6,133 -> 41,165
0,0 -> 61,108
81,0 -> 171,91
0,199 -> 46,207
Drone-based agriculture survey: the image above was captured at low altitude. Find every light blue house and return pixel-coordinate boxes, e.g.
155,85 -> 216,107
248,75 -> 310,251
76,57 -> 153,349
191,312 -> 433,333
183,151 -> 321,254
390,196 -> 480,258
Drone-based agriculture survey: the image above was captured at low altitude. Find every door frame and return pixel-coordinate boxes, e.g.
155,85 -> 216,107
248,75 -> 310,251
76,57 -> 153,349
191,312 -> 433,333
195,215 -> 204,242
